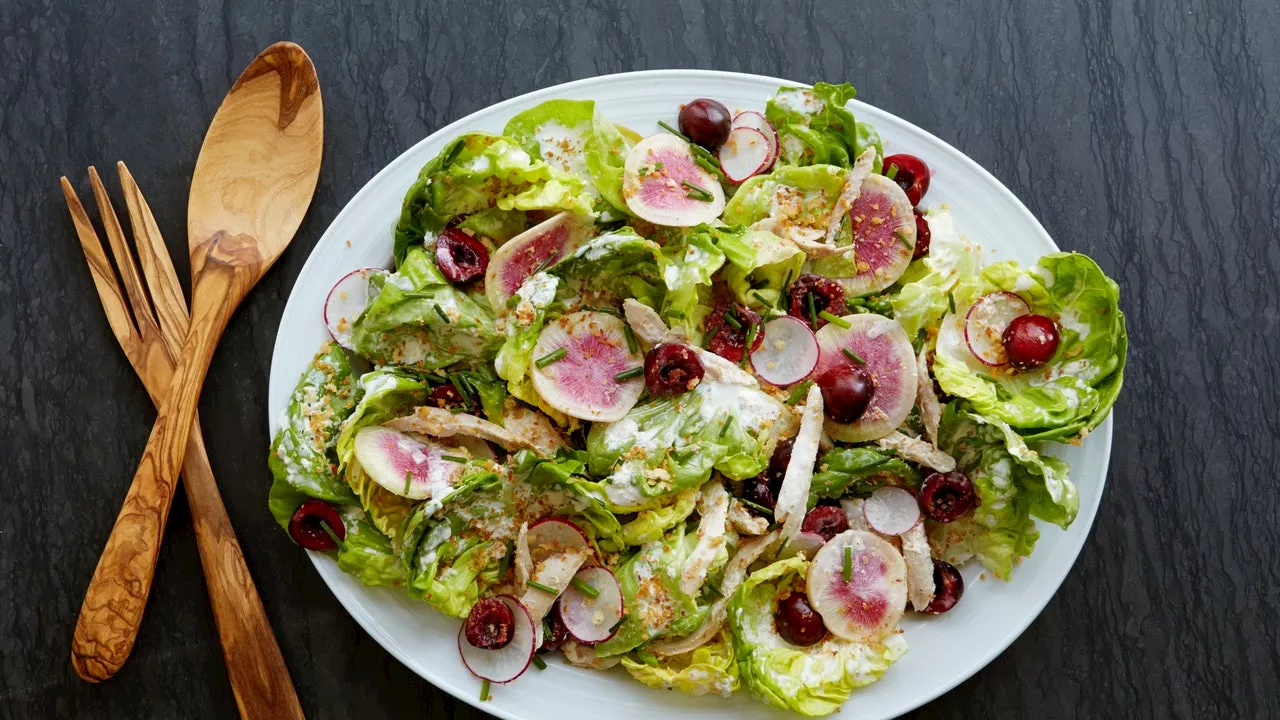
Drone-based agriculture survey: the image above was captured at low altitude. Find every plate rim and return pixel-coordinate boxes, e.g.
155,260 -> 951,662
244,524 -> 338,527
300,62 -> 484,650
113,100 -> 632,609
269,68 -> 1113,720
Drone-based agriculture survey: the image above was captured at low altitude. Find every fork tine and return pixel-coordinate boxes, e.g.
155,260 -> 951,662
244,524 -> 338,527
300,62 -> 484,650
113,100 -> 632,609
88,166 -> 160,339
61,176 -> 145,369
117,162 -> 191,351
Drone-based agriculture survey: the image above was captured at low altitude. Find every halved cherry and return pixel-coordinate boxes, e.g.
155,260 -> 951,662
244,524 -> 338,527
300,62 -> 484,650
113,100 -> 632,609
704,301 -> 764,362
435,228 -> 490,283
920,560 -> 964,614
787,273 -> 846,329
912,209 -> 931,260
427,383 -> 474,411
644,343 -> 704,396
288,500 -> 346,551
464,597 -> 516,650
882,154 -> 930,206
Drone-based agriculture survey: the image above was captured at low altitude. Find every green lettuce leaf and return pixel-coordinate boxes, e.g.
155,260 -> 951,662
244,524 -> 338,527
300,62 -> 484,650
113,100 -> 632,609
267,342 -> 359,528
494,272 -> 566,421
344,456 -> 416,540
932,252 -> 1127,442
550,227 -> 666,310
710,225 -> 805,315
335,507 -> 407,587
393,133 -> 594,265
657,227 -> 725,339
618,487 -> 699,546
729,556 -> 907,716
350,246 -> 503,370
510,448 -> 625,550
810,446 -> 921,505
889,207 -> 981,340
456,208 -> 527,243
765,82 -> 878,169
503,99 -> 632,216
334,368 -> 429,469
622,628 -> 739,697
722,164 -> 847,231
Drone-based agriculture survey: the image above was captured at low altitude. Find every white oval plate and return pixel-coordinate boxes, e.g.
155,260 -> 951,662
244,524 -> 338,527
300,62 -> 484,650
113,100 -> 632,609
268,70 -> 1112,720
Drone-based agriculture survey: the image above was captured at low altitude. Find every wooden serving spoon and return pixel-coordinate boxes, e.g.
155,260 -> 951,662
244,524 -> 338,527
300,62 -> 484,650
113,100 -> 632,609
72,41 -> 323,682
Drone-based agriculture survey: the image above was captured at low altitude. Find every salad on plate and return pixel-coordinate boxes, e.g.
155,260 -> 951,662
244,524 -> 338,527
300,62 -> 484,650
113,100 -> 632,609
267,81 -> 1127,716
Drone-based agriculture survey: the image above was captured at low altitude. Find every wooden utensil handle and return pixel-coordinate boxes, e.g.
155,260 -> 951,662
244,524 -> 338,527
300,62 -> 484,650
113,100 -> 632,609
72,272 -> 242,681
184,422 -> 304,720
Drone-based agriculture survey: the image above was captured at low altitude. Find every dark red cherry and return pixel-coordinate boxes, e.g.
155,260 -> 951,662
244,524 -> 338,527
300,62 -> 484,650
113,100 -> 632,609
427,383 -> 473,411
818,364 -> 876,424
288,499 -> 346,551
436,228 -> 489,283
539,600 -> 569,651
920,560 -> 965,614
644,343 -> 705,396
919,471 -> 979,523
775,592 -> 828,646
678,98 -> 732,149
1002,314 -> 1060,370
912,209 -> 931,260
882,153 -> 930,206
703,302 -> 764,363
801,506 -> 849,541
787,273 -> 846,328
463,597 -> 515,650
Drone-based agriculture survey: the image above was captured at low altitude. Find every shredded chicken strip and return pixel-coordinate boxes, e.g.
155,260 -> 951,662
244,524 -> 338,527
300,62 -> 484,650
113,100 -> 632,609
501,399 -> 566,457
901,522 -> 936,612
916,349 -> 943,446
877,430 -> 956,472
679,481 -> 731,596
384,406 -> 536,453
840,498 -> 872,533
774,384 -> 824,548
513,522 -> 531,592
520,547 -> 591,648
728,499 -> 769,535
647,530 -> 779,656
562,640 -> 621,670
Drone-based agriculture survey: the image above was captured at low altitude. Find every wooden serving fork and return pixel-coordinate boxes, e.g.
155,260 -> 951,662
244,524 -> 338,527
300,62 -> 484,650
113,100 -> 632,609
62,163 -> 304,720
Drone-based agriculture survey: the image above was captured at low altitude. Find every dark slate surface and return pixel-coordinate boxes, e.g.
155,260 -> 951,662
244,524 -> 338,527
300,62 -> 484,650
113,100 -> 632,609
1,0 -> 1276,718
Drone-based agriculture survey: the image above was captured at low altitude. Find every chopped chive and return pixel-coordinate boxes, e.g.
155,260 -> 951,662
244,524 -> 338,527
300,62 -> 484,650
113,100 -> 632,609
441,455 -> 469,463
886,163 -> 899,181
693,154 -> 726,180
585,305 -> 622,317
480,679 -> 491,701
843,546 -> 852,583
434,304 -> 450,323
667,309 -> 686,320
403,469 -> 413,496
703,326 -> 720,349
682,180 -> 714,202
535,347 -> 568,368
571,577 -> 600,599
778,270 -> 793,309
738,498 -> 774,516
450,374 -> 474,405
895,229 -> 912,250
506,294 -> 522,309
319,520 -> 345,551
615,367 -> 644,382
948,292 -> 956,315
785,379 -> 813,405
719,416 -> 733,438
722,311 -> 742,330
806,292 -> 818,330
690,142 -> 719,164
533,254 -> 555,275
820,311 -> 851,328
532,654 -> 547,670
444,140 -> 466,165
752,290 -> 772,307
842,347 -> 866,365
654,161 -> 664,172
740,322 -> 758,368
527,579 -> 558,594
624,325 -> 638,354
658,120 -> 689,141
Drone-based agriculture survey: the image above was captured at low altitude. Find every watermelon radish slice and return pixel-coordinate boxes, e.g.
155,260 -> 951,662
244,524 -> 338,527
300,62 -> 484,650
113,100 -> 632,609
352,426 -> 470,500
730,111 -> 778,168
531,311 -> 645,422
777,531 -> 827,561
836,174 -> 916,297
964,291 -> 1031,366
457,595 -> 535,683
750,315 -> 819,386
862,486 -> 922,536
558,567 -> 624,645
718,126 -> 772,184
806,529 -> 908,643
485,212 -> 593,310
814,314 -> 918,442
324,267 -> 388,349
622,134 -> 725,226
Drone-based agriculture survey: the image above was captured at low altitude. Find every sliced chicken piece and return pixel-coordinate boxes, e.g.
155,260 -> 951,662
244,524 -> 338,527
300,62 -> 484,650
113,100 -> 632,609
823,147 -> 879,245
901,522 -> 936,612
679,481 -> 731,596
562,639 -> 621,670
877,430 -> 956,472
916,349 -> 943,446
623,298 -> 671,346
728,498 -> 769,535
384,406 -> 536,453
774,384 -> 824,548
513,522 -> 532,592
840,498 -> 872,533
520,547 -> 591,648
501,399 -> 566,457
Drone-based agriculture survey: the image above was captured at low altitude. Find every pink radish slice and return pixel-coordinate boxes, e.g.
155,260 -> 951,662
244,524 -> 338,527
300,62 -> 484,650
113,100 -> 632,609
485,212 -> 593,310
526,517 -> 593,563
964,291 -> 1031,366
558,567 -> 624,644
458,595 -> 535,683
731,111 -> 778,168
777,531 -> 827,561
806,530 -> 908,643
718,126 -> 773,184
862,486 -> 922,536
750,315 -> 819,386
352,426 -> 470,500
324,267 -> 388,350
836,174 -> 916,297
622,134 -> 725,226
814,314 -> 918,443
531,311 -> 645,422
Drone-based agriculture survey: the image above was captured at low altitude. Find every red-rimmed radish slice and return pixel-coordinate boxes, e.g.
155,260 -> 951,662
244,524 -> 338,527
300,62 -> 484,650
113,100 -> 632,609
485,212 -> 593,310
521,519 -> 594,645
750,315 -> 819,386
324,267 -> 387,349
862,486 -> 921,536
836,174 -> 916,297
458,595 -> 535,683
531,311 -> 645,422
526,518 -> 593,563
622,134 -> 725,226
352,426 -> 470,500
806,530 -> 908,643
558,567 -> 624,644
730,111 -> 778,168
777,531 -> 827,561
814,314 -> 918,442
964,291 -> 1031,366
718,126 -> 772,184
